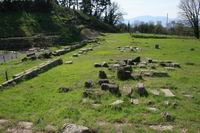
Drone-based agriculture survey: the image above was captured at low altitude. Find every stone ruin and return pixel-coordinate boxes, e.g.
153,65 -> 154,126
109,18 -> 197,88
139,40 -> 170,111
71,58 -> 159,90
0,58 -> 63,89
21,38 -> 100,62
117,46 -> 141,52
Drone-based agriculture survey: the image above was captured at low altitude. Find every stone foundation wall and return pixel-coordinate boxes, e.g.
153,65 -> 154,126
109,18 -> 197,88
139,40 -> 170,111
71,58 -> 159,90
0,58 -> 63,89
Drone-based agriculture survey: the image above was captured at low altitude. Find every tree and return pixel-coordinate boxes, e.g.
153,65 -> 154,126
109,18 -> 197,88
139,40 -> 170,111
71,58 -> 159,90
104,2 -> 123,25
179,0 -> 200,39
81,0 -> 92,15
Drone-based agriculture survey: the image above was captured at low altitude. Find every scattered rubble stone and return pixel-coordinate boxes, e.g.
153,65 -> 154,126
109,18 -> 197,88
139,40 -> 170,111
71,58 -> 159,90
72,54 -> 79,57
130,99 -> 139,105
62,124 -> 90,133
161,112 -> 174,122
155,44 -> 160,49
102,62 -> 109,67
45,125 -> 57,133
135,83 -> 148,96
98,79 -> 109,85
183,94 -> 193,98
94,63 -> 102,67
99,71 -> 107,79
164,101 -> 170,107
101,83 -> 120,95
58,87 -> 70,93
123,85 -> 133,97
83,89 -> 93,98
17,121 -> 33,130
138,63 -> 147,68
149,89 -> 160,96
111,100 -> 124,106
133,56 -> 141,64
131,73 -> 143,80
85,80 -> 93,88
38,50 -> 52,59
117,67 -> 131,80
150,125 -> 173,131
147,107 -> 158,112
160,61 -> 181,68
165,67 -> 176,71
0,119 -> 9,128
64,61 -> 73,64
161,89 -> 175,97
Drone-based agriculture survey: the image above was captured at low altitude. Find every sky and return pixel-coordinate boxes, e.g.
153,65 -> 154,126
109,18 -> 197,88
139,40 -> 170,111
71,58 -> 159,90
112,0 -> 180,19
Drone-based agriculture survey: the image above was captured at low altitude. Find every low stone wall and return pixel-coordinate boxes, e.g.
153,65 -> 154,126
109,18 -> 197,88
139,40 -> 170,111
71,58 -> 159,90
0,58 -> 63,89
52,40 -> 88,56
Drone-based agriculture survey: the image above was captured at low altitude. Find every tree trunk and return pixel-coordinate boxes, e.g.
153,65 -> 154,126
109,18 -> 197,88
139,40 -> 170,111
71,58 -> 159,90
194,25 -> 199,39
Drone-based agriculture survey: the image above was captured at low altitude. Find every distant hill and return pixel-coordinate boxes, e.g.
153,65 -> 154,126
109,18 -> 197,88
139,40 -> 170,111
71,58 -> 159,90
124,16 -> 176,26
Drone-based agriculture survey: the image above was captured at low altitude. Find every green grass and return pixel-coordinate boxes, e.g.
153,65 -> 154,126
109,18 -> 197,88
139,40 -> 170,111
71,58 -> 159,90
0,33 -> 200,132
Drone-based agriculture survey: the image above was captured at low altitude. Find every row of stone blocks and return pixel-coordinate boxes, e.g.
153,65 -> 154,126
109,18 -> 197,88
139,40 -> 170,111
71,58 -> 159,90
0,58 -> 63,89
53,40 -> 89,56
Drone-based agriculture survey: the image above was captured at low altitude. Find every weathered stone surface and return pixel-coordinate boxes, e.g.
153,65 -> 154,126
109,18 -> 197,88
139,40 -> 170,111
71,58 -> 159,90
62,124 -> 90,133
161,112 -> 174,122
149,89 -> 160,96
131,73 -> 142,80
58,87 -> 70,93
98,79 -> 109,85
138,63 -> 147,68
101,83 -> 120,95
122,85 -> 133,97
98,71 -> 107,79
73,54 -> 79,57
161,89 -> 175,97
85,80 -> 93,88
17,121 -> 33,129
165,67 -> 176,71
0,119 -> 9,127
117,67 -> 131,80
160,61 -> 180,68
147,107 -> 158,112
130,99 -> 139,105
111,100 -> 124,106
45,125 -> 57,133
38,50 -> 52,59
150,125 -> 173,131
7,128 -> 32,133
64,61 -> 73,64
26,52 -> 36,58
135,83 -> 148,96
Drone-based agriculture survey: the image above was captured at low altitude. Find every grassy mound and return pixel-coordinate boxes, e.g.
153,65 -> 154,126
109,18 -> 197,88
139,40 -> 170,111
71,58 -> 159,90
0,8 -> 116,43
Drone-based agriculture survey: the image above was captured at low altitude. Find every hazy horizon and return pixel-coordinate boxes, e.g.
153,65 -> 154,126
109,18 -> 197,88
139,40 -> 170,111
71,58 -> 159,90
112,0 -> 180,19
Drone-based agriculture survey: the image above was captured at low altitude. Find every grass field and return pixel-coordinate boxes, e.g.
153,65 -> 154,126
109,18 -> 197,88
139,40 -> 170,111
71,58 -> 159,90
0,33 -> 200,132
